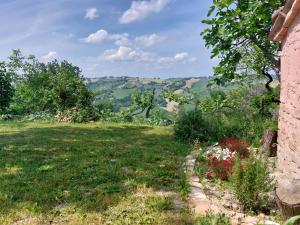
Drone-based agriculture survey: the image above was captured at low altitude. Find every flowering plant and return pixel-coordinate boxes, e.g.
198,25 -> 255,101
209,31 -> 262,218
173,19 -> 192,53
204,138 -> 249,180
219,138 -> 250,158
205,145 -> 235,180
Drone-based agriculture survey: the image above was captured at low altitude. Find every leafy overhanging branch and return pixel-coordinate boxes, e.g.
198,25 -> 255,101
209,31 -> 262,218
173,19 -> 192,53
202,0 -> 284,91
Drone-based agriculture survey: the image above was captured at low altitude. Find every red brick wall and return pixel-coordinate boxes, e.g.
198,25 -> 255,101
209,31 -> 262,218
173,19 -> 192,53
278,12 -> 300,180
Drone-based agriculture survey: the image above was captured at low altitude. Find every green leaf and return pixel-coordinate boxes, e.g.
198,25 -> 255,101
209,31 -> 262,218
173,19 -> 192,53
283,216 -> 300,225
207,6 -> 216,16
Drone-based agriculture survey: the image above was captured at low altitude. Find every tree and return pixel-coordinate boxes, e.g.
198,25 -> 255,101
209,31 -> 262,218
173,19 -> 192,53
202,0 -> 284,90
0,63 -> 14,112
130,89 -> 156,118
162,90 -> 189,105
7,50 -> 95,119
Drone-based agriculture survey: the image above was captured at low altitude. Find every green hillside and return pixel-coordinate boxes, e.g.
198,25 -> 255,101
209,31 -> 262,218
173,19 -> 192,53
86,76 -> 211,112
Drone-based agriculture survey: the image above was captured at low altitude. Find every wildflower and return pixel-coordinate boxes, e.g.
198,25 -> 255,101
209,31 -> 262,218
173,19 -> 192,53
206,172 -> 213,179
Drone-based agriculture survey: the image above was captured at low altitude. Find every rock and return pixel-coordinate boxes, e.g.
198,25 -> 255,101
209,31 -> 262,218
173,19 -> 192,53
264,220 -> 280,225
243,216 -> 258,224
189,186 -> 207,200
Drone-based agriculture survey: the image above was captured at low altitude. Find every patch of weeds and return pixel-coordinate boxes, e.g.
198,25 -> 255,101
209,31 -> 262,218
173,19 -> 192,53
230,151 -> 274,213
102,189 -> 173,225
195,213 -> 231,225
178,171 -> 190,198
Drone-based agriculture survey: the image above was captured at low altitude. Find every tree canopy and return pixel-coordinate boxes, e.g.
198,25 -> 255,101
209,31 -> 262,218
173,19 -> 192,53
3,49 -> 95,121
0,63 -> 14,112
202,0 -> 284,88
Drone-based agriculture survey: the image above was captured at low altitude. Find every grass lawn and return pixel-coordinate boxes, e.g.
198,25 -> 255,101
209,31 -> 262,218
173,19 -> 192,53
0,121 -> 192,225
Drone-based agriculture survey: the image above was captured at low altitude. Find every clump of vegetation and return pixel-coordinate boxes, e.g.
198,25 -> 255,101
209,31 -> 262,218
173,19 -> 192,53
102,189 -> 173,225
0,50 -> 97,122
195,213 -> 231,225
284,216 -> 300,225
0,62 -> 14,113
175,86 -> 279,146
230,152 -> 274,213
174,109 -> 216,143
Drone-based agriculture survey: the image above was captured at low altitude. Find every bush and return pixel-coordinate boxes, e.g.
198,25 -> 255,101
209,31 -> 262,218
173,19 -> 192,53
174,109 -> 218,143
0,114 -> 15,121
22,112 -> 54,122
56,107 -> 97,123
230,152 -> 274,213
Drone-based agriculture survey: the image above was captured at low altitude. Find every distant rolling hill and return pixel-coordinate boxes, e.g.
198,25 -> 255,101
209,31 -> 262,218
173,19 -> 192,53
86,76 -> 212,112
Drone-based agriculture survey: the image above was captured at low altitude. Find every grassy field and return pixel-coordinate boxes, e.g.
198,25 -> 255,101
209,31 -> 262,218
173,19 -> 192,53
0,121 -> 192,225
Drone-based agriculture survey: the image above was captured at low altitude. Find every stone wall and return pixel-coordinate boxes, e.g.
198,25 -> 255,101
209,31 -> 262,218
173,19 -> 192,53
278,12 -> 300,180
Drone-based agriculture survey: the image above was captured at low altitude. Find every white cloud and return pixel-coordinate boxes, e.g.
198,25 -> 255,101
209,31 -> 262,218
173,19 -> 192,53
102,48 -> 197,64
85,8 -> 99,20
174,52 -> 189,61
84,29 -> 108,44
120,0 -> 172,24
110,33 -> 131,46
135,34 -> 165,47
84,29 -> 130,45
158,52 -> 197,63
41,51 -> 58,62
103,46 -> 154,62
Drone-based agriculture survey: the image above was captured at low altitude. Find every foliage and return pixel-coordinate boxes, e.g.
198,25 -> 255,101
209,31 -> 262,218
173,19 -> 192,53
283,216 -> 300,225
175,85 -> 279,145
0,121 -> 190,225
21,112 -> 55,122
4,50 -> 96,122
195,213 -> 231,225
162,90 -> 190,105
174,109 -> 217,143
129,89 -> 156,118
0,62 -> 14,113
202,0 -> 283,86
230,151 -> 274,213
94,99 -> 115,119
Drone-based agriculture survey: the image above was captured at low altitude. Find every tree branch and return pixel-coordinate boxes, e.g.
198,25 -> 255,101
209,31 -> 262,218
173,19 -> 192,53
262,67 -> 281,104
250,36 -> 280,70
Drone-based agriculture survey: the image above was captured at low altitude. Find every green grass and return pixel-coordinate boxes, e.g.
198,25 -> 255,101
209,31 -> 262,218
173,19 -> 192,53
0,121 -> 191,224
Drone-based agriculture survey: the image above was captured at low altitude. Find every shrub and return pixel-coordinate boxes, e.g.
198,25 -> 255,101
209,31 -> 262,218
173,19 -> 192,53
174,109 -> 217,143
230,152 -> 274,213
56,107 -> 97,123
0,114 -> 15,121
22,112 -> 54,122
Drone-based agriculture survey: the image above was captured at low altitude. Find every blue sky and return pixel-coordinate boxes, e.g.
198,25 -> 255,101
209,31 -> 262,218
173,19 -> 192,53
0,0 -> 215,78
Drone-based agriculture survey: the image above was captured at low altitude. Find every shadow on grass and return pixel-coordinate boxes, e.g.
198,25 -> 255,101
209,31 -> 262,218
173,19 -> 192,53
0,123 -> 190,216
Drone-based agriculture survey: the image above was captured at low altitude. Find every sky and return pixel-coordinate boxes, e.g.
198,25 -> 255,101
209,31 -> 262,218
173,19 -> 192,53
0,0 -> 215,78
